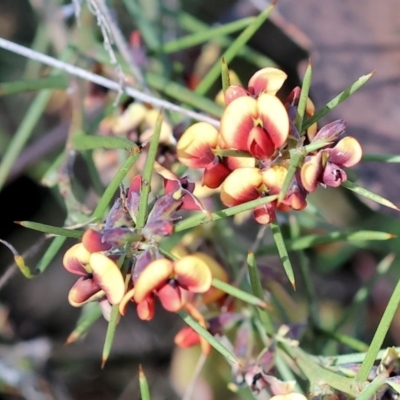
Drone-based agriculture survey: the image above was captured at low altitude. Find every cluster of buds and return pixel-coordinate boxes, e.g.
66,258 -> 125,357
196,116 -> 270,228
177,67 -> 362,224
62,172 -> 226,321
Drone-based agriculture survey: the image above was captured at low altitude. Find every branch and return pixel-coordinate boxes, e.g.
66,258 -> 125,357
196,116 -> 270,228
0,37 -> 220,128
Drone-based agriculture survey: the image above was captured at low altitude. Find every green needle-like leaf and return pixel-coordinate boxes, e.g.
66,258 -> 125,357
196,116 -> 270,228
174,195 -> 278,232
15,221 -> 83,239
211,278 -> 270,308
342,180 -> 399,211
101,305 -> 120,368
66,303 -> 102,344
161,16 -> 254,53
247,252 -> 274,335
277,148 -> 303,204
316,327 -> 369,352
195,4 -> 276,95
356,278 -> 400,382
362,154 -> 400,163
302,70 -> 376,131
136,112 -> 163,228
289,215 -> 319,328
295,60 -> 312,132
93,151 -> 141,220
73,135 -> 139,152
36,235 -> 67,274
178,12 -> 276,70
0,76 -> 68,96
122,0 -> 159,51
139,365 -> 151,400
356,375 -> 386,400
178,310 -> 240,367
221,57 -> 230,94
257,230 -> 394,256
270,221 -> 295,289
0,48 -> 73,192
282,344 -> 359,397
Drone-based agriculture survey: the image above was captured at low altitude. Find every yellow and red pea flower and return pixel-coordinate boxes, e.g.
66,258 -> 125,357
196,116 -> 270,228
133,255 -> 212,312
63,243 -> 125,307
300,121 -> 363,192
63,171 -> 203,316
220,93 -> 290,161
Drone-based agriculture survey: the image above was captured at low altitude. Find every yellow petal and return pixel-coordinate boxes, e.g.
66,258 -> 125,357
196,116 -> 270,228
263,165 -> 288,193
63,243 -> 91,275
174,255 -> 212,293
300,154 -> 321,193
225,155 -> 256,170
177,122 -> 219,168
113,103 -> 147,134
256,94 -> 289,149
248,67 -> 287,95
220,96 -> 257,151
331,136 -> 362,167
133,259 -> 174,303
270,394 -> 307,400
90,253 -> 125,305
119,287 -> 135,315
193,252 -> 228,304
220,167 -> 263,207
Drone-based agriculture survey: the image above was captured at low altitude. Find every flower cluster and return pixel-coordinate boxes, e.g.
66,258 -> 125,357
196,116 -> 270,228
177,67 -> 362,224
62,172 -> 226,321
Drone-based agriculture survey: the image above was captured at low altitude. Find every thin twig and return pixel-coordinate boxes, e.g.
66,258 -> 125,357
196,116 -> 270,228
93,0 -> 147,90
86,0 -> 125,104
0,37 -> 220,127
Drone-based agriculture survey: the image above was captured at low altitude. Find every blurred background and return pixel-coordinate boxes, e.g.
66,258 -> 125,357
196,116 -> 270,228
0,0 -> 399,399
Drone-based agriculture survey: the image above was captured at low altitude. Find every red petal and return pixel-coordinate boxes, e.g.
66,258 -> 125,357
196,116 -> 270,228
157,282 -> 183,312
68,277 -> 104,307
220,168 -> 263,207
82,229 -> 111,252
247,126 -> 275,159
202,160 -> 232,189
128,175 -> 142,196
137,296 -> 155,321
174,326 -> 200,348
253,202 -> 277,224
177,122 -> 219,168
224,85 -> 249,105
